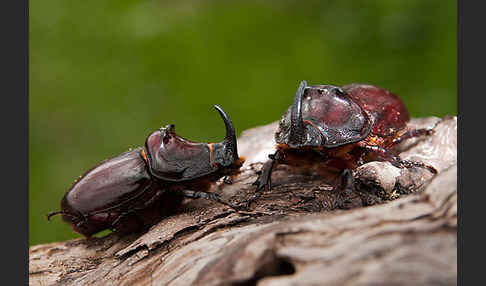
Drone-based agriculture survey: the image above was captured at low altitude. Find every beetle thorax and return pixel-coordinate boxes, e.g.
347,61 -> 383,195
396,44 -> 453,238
276,85 -> 371,148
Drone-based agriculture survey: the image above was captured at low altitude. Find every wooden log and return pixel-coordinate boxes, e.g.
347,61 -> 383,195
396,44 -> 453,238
29,116 -> 457,286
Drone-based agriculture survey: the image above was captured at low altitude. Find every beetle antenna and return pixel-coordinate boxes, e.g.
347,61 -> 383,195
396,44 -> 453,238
289,80 -> 307,145
47,210 -> 80,221
46,210 -> 63,220
214,104 -> 238,161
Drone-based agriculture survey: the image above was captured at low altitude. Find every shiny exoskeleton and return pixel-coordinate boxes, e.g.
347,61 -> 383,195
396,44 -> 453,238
48,105 -> 245,237
253,80 -> 436,200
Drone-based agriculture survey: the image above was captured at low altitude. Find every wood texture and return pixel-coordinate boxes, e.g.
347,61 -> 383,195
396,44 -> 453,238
29,116 -> 457,286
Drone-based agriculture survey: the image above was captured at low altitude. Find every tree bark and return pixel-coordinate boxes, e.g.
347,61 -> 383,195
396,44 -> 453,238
29,116 -> 457,286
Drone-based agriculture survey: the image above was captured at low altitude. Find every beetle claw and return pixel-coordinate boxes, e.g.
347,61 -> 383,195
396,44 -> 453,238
247,176 -> 271,208
398,159 -> 438,174
250,150 -> 280,207
179,190 -> 242,211
245,193 -> 261,209
211,194 -> 242,211
252,171 -> 272,191
223,176 -> 233,185
336,169 -> 360,209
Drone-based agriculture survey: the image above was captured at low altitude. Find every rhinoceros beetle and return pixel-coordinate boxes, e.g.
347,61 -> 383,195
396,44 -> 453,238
47,105 -> 245,237
253,80 -> 437,202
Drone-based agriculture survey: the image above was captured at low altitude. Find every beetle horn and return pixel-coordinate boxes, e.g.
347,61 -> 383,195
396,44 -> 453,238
289,80 -> 307,145
214,105 -> 239,161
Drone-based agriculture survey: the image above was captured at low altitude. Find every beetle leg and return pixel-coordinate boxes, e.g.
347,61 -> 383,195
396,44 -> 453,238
140,189 -> 166,208
110,209 -> 147,232
248,159 -> 274,207
249,150 -> 281,207
179,190 -> 239,210
362,144 -> 437,174
391,128 -> 434,146
110,211 -> 132,229
397,159 -> 438,174
223,176 -> 233,185
111,189 -> 166,230
75,214 -> 89,228
336,169 -> 356,209
253,150 -> 281,191
252,158 -> 275,190
391,119 -> 440,146
110,196 -> 160,230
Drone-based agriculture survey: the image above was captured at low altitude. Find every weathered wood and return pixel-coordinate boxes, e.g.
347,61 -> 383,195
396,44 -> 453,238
29,116 -> 457,286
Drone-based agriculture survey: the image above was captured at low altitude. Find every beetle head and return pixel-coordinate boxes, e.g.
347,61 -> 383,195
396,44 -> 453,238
276,80 -> 371,148
210,105 -> 240,167
275,80 -> 324,148
144,105 -> 243,181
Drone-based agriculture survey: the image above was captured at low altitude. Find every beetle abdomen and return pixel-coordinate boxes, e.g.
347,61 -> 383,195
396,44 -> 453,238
59,147 -> 161,236
64,147 -> 153,214
342,84 -> 410,137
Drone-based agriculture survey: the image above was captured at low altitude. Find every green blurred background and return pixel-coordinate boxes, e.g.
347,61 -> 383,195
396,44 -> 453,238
30,0 -> 456,246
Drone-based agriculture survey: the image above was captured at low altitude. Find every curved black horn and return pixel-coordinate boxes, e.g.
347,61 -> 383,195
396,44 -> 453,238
289,80 -> 307,145
47,210 -> 63,220
214,105 -> 238,160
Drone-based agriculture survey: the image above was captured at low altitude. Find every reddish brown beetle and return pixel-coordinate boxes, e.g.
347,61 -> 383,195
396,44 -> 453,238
48,105 -> 245,237
253,80 -> 437,201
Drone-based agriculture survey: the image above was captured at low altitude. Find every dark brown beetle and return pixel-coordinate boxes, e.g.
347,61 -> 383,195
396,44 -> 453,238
253,80 -> 437,201
48,105 -> 245,237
